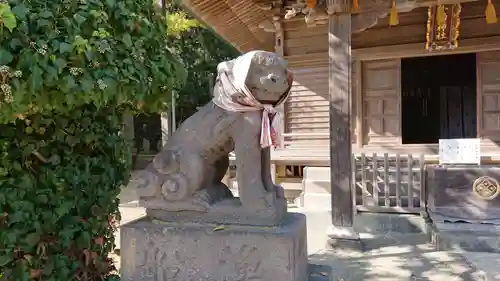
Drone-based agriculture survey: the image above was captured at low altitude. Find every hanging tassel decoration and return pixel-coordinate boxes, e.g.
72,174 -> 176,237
486,0 -> 498,24
436,5 -> 446,26
389,0 -> 399,26
352,0 -> 359,12
307,0 -> 316,9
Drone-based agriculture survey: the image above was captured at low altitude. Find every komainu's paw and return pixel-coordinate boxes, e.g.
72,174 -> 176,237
153,149 -> 180,175
161,173 -> 190,201
132,170 -> 160,197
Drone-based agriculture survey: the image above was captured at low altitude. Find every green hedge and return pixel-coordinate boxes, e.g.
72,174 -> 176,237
0,106 -> 130,280
0,0 -> 185,279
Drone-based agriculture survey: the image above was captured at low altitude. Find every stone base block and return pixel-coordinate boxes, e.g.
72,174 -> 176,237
120,212 -> 308,281
302,167 -> 332,211
146,197 -> 288,226
302,193 -> 331,211
432,222 -> 500,253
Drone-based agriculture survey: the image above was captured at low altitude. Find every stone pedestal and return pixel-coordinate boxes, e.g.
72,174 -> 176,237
120,213 -> 308,281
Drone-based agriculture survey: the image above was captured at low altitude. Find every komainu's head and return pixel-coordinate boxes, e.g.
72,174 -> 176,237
246,51 -> 293,105
216,50 -> 293,106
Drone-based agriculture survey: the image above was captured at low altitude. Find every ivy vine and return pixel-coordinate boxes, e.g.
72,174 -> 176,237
0,0 -> 186,123
0,0 -> 186,280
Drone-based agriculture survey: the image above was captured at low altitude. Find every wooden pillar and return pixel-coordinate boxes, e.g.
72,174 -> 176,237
274,16 -> 286,148
160,112 -> 169,147
171,92 -> 177,133
327,1 -> 360,244
123,113 -> 135,152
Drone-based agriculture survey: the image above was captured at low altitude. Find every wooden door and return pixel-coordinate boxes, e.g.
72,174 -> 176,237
477,51 -> 500,143
439,85 -> 476,139
362,59 -> 401,145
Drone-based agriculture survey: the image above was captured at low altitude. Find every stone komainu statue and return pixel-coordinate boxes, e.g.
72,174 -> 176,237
132,51 -> 293,225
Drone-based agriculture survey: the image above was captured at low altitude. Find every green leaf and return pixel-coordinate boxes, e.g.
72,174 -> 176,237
55,202 -> 73,217
0,256 -> 12,267
0,48 -> 13,65
9,38 -> 22,49
105,0 -> 116,7
122,33 -> 132,48
44,65 -> 58,82
0,3 -> 9,15
11,4 -> 29,19
65,75 -> 76,89
1,10 -> 17,32
37,19 -> 51,27
73,14 -> 86,25
80,78 -> 94,93
59,42 -> 72,54
24,233 -> 40,247
38,10 -> 53,18
54,58 -> 67,72
12,161 -> 21,171
29,66 -> 43,91
78,232 -> 91,248
36,194 -> 48,204
41,259 -> 54,275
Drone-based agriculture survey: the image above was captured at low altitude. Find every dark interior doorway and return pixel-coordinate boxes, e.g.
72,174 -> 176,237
401,53 -> 477,144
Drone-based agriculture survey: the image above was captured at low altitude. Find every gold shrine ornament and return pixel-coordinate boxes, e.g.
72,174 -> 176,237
425,4 -> 461,51
472,176 -> 500,200
486,0 -> 498,24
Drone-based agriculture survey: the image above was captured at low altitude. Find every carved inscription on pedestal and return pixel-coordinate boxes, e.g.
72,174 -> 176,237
134,235 -> 265,281
120,214 -> 308,281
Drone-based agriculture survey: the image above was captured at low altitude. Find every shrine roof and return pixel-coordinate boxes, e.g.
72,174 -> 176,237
180,0 -> 484,52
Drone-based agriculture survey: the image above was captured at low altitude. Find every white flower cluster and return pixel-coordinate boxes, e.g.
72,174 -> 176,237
97,40 -> 111,54
69,67 -> 84,76
37,44 -> 48,55
1,66 -> 23,79
0,65 -> 23,104
97,79 -> 107,90
0,66 -> 10,74
1,84 -> 12,103
12,70 -> 22,78
132,54 -> 145,62
89,61 -> 100,68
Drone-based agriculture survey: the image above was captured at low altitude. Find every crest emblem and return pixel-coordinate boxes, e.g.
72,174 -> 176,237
472,176 -> 500,200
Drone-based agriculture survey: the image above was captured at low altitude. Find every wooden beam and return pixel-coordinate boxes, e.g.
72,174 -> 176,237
328,13 -> 356,230
353,36 -> 500,61
284,36 -> 500,63
351,0 -> 479,14
282,0 -> 479,19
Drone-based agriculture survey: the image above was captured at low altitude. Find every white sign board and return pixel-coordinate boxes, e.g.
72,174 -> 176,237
439,138 -> 480,165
